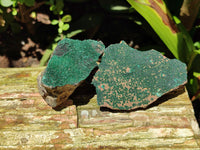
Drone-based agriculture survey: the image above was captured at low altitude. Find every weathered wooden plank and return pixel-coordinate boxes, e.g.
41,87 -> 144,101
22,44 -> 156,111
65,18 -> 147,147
77,88 -> 200,149
0,67 -> 200,149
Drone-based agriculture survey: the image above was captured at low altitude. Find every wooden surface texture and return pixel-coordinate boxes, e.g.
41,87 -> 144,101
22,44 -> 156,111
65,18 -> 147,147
0,67 -> 200,149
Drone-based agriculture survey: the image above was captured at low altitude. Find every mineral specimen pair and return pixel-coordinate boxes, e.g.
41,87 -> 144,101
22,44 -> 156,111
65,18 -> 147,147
37,38 -> 187,110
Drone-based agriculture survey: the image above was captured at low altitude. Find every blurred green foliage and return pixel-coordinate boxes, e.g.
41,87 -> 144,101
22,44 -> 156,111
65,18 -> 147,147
0,0 -> 74,65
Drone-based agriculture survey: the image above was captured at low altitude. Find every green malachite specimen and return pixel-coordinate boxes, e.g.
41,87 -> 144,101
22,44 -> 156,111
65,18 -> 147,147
38,38 -> 105,108
38,39 -> 187,110
42,38 -> 104,87
92,41 -> 187,110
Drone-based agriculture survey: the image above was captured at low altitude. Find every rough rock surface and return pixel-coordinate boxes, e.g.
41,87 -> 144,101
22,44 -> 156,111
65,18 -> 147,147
92,41 -> 187,110
38,38 -> 104,108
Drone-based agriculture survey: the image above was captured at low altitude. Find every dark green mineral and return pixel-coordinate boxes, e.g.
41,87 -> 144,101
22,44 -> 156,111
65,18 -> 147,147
38,38 -> 105,108
42,38 -> 104,87
92,41 -> 187,110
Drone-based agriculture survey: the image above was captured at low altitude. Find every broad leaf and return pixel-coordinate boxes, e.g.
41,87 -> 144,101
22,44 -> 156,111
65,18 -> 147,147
0,0 -> 13,7
51,19 -> 59,25
194,49 -> 200,55
62,24 -> 69,31
61,15 -> 72,23
194,72 -> 200,78
40,49 -> 53,66
66,29 -> 85,38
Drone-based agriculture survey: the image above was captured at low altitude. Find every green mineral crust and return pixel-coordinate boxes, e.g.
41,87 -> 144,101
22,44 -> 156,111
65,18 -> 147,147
42,38 -> 105,87
92,41 -> 187,110
39,38 -> 104,108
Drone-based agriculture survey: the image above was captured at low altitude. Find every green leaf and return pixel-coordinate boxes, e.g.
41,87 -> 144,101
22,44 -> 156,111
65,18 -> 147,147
194,72 -> 200,78
134,20 -> 142,25
194,49 -> 200,55
59,10 -> 63,15
194,42 -> 200,49
55,0 -> 64,12
66,29 -> 85,38
50,5 -> 55,11
187,77 -> 199,96
54,36 -> 61,42
173,16 -> 195,59
62,24 -> 69,31
111,6 -> 129,11
30,11 -> 36,19
0,0 -> 13,7
61,15 -> 72,23
51,19 -> 59,25
40,49 -> 53,66
51,0 -> 64,15
188,73 -> 200,99
40,43 -> 57,66
52,43 -> 57,50
12,1 -> 17,7
58,21 -> 64,29
98,0 -> 131,13
12,8 -> 17,16
58,28 -> 62,34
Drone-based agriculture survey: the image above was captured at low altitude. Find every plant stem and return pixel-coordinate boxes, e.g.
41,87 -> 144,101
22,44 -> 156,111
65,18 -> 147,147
187,52 -> 197,71
25,1 -> 46,14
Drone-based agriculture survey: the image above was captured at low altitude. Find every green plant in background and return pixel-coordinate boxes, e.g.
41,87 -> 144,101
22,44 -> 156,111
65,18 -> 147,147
39,0 -> 71,66
127,0 -> 200,100
0,0 -> 98,67
39,14 -> 72,66
0,0 -> 45,34
0,0 -> 73,66
39,0 -> 85,66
